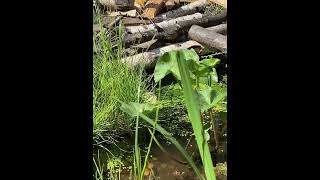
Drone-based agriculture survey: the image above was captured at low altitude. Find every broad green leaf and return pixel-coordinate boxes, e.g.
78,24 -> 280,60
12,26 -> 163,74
196,86 -> 227,113
198,68 -> 219,84
154,49 -> 199,82
191,58 -> 220,77
119,101 -> 156,117
154,51 -> 179,83
201,58 -> 220,67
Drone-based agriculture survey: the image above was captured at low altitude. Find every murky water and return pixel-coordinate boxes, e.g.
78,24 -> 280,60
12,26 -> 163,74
120,136 -> 227,180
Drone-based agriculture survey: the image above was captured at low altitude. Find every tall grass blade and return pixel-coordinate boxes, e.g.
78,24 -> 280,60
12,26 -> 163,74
140,80 -> 161,180
176,50 -> 216,180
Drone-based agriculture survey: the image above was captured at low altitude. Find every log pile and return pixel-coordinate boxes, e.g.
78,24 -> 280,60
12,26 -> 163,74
94,0 -> 227,69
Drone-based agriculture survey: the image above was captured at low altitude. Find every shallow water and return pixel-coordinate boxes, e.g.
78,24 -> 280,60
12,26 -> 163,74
120,136 -> 227,180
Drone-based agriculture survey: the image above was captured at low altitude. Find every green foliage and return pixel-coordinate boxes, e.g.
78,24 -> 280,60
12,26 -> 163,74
154,49 -> 199,82
154,49 -> 221,87
175,50 -> 217,180
215,162 -> 227,176
196,85 -> 227,112
205,3 -> 226,15
107,158 -> 124,179
93,16 -> 148,145
150,49 -> 228,179
119,100 -> 203,179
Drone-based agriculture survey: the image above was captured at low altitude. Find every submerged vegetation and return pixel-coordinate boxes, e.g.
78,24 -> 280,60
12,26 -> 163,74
93,3 -> 227,180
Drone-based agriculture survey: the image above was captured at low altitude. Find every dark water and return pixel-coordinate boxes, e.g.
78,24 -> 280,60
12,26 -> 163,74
120,136 -> 227,180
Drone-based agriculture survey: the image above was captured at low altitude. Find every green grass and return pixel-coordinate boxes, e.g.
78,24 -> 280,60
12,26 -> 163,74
93,5 -> 227,179
93,9 -> 148,145
205,3 -> 226,15
93,8 -> 150,180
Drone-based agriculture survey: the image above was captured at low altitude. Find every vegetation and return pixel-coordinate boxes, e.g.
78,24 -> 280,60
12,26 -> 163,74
93,4 -> 227,180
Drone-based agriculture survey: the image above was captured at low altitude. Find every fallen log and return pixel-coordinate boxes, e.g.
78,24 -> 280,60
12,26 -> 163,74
123,13 -> 226,45
154,0 -> 208,23
121,40 -> 204,69
123,23 -> 226,46
122,29 -> 178,47
125,11 -> 227,34
123,39 -> 165,55
131,39 -> 160,49
121,17 -> 151,26
188,25 -> 227,52
97,0 -> 135,10
206,23 -> 227,35
142,0 -> 166,19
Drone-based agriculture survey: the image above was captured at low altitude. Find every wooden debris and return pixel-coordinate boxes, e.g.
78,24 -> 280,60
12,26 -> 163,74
132,39 -> 159,49
142,0 -> 166,19
107,16 -> 123,28
124,39 -> 164,55
122,29 -> 178,47
109,9 -> 137,17
209,0 -> 227,9
121,17 -> 151,26
123,21 -> 226,46
125,11 -> 227,34
103,16 -> 150,27
154,0 -> 208,22
165,0 -> 180,10
188,25 -> 227,51
121,40 -> 204,69
206,23 -> 227,35
135,0 -> 148,8
97,0 -> 135,10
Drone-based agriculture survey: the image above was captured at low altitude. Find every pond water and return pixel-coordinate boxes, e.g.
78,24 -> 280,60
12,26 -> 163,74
120,136 -> 227,180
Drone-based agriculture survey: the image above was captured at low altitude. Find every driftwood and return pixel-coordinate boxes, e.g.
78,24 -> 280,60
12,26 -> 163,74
97,0 -> 135,10
125,11 -> 227,34
154,0 -> 208,23
121,40 -> 204,69
142,0 -> 166,19
188,25 -> 227,51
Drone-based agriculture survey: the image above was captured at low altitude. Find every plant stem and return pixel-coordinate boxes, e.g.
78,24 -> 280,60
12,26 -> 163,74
134,70 -> 143,179
209,110 -> 219,150
140,80 -> 161,180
